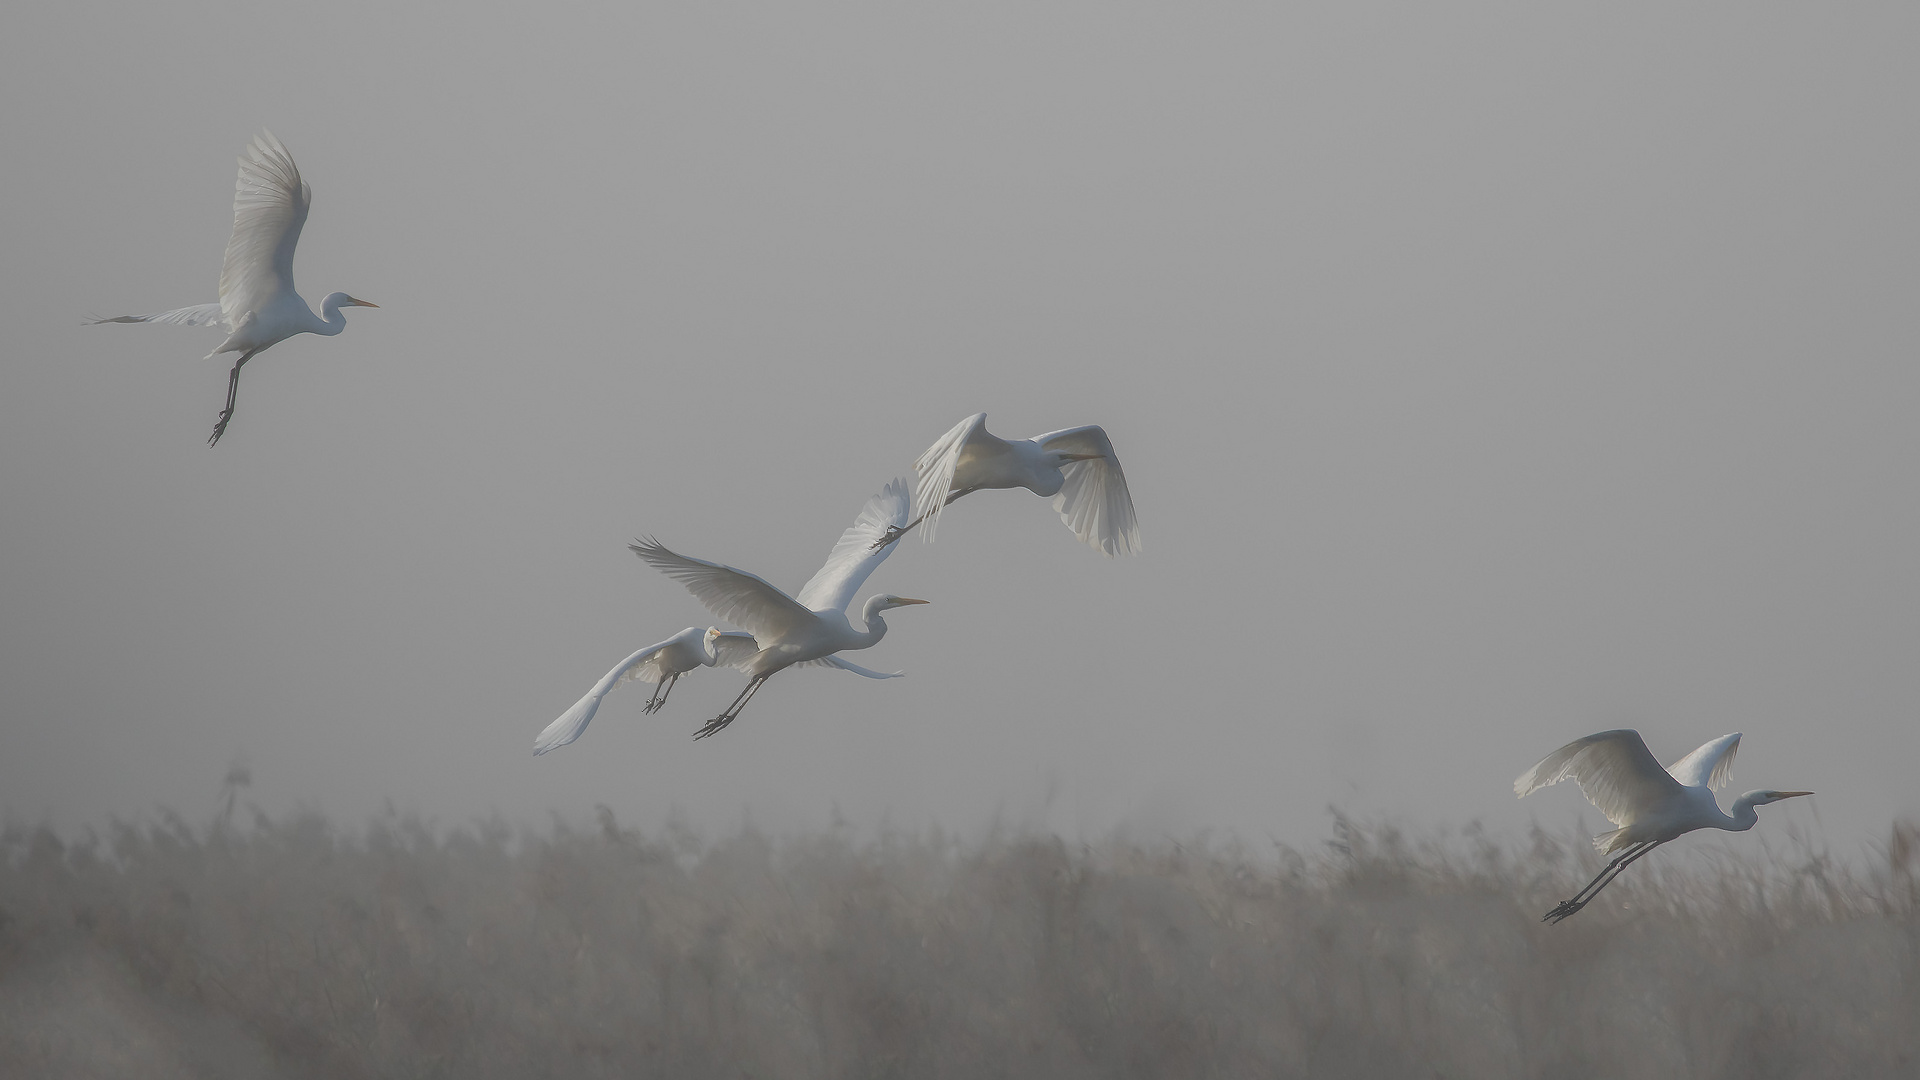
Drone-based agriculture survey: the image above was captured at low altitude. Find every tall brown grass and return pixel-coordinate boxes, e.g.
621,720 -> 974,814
2,807 -> 1915,1078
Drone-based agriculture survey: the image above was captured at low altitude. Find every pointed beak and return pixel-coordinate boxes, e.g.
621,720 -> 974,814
350,298 -> 379,308
893,598 -> 930,605
1777,791 -> 1815,799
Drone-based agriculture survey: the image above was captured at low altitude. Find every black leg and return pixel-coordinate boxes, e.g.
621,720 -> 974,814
694,676 -> 766,739
644,672 -> 679,715
869,488 -> 979,551
1544,841 -> 1663,924
208,350 -> 258,447
1542,843 -> 1644,923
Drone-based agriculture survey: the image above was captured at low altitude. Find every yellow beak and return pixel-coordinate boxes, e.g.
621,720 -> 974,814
893,597 -> 931,605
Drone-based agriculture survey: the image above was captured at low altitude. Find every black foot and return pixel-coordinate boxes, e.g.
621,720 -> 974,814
693,714 -> 735,740
868,524 -> 907,553
1542,900 -> 1585,924
208,411 -> 234,447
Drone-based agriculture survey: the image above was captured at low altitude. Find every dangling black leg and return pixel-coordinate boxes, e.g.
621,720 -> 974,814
694,676 -> 767,739
1544,841 -> 1663,924
644,672 -> 680,715
870,488 -> 981,551
208,349 -> 259,447
1542,842 -> 1644,923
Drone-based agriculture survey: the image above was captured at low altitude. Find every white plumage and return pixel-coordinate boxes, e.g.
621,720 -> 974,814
1517,728 -> 1809,922
92,131 -> 377,445
533,627 -> 756,755
630,479 -> 927,738
894,413 -> 1140,556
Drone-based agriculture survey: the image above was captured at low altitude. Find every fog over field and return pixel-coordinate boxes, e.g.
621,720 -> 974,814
4,808 -> 1917,1078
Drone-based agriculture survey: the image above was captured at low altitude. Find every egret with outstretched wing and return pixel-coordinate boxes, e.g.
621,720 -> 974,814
1516,729 -> 1811,923
875,413 -> 1139,556
632,479 -> 927,738
92,131 -> 377,445
533,627 -> 757,755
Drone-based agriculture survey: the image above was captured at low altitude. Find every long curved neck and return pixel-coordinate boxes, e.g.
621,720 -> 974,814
851,596 -> 893,645
1720,796 -> 1761,833
314,294 -> 352,336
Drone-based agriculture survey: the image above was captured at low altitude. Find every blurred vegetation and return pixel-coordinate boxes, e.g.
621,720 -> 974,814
1,805 -> 1916,1079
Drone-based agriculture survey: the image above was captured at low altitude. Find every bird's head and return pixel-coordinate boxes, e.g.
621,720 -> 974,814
873,595 -> 930,612
323,292 -> 380,309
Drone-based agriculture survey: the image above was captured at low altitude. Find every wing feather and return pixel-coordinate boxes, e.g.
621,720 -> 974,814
795,655 -> 905,679
1037,424 -> 1140,557
711,631 -> 760,670
1514,728 -> 1686,828
1665,732 -> 1741,790
910,413 -> 987,544
823,655 -> 904,679
90,303 -> 228,330
533,632 -> 692,755
629,539 -> 816,643
219,131 -> 310,323
794,478 -> 912,612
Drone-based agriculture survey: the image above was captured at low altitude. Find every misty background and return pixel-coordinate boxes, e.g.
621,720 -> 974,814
2,3 -> 1916,856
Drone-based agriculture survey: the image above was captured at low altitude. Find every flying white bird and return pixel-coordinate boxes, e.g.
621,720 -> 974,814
533,627 -> 755,755
632,479 -> 927,738
92,131 -> 377,446
1516,729 -> 1811,923
873,413 -> 1139,556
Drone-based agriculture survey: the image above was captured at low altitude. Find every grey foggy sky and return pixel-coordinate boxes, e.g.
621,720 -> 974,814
3,3 -> 1916,854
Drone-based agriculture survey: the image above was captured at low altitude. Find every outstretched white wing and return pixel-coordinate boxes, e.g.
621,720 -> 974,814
1514,728 -> 1686,828
792,655 -> 905,679
1036,424 -> 1140,557
794,478 -> 912,613
533,631 -> 693,756
1665,732 -> 1741,790
910,413 -> 988,544
90,303 -> 228,330
820,655 -> 904,679
219,131 -> 310,324
630,539 -> 818,643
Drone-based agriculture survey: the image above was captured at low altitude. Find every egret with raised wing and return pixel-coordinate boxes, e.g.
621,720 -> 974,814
533,627 -> 757,755
874,413 -> 1139,556
632,479 -> 926,738
1515,729 -> 1811,923
92,132 -> 377,445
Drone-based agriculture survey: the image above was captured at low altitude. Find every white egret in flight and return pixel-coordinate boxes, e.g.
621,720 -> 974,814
632,479 -> 927,738
1515,729 -> 1811,923
533,627 -> 755,755
872,413 -> 1139,556
92,131 -> 377,446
